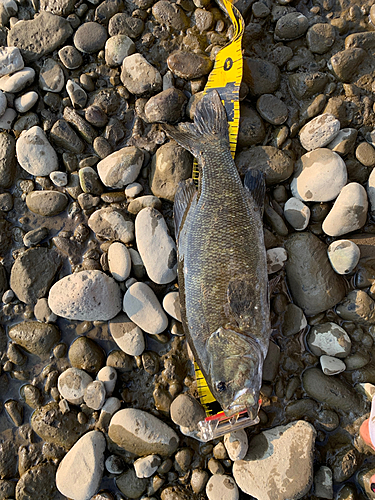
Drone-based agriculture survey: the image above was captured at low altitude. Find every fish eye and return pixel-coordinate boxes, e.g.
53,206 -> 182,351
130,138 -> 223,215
216,381 -> 227,392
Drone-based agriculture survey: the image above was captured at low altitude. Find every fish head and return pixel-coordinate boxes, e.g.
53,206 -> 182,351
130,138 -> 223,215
207,326 -> 263,419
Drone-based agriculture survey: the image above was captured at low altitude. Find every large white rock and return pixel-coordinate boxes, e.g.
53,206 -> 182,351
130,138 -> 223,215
16,125 -> 58,176
108,242 -> 132,282
97,146 -> 144,188
135,207 -> 177,284
58,367 -> 93,405
56,430 -> 106,500
0,46 -> 24,76
291,148 -> 347,202
322,182 -> 368,236
123,282 -> 168,334
109,312 -> 145,356
108,408 -> 179,456
48,270 -> 122,321
206,474 -> 239,500
233,421 -> 316,500
0,67 -> 35,93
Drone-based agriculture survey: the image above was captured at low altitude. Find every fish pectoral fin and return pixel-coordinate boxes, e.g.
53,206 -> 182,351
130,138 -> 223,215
226,277 -> 257,326
174,179 -> 197,239
244,168 -> 266,215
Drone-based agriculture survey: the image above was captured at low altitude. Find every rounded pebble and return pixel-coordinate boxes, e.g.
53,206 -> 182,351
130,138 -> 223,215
291,148 -> 347,202
162,292 -> 181,321
97,366 -> 117,396
74,22 -> 108,54
134,455 -> 161,478
123,282 -> 168,335
307,322 -> 351,358
266,247 -> 288,274
368,167 -> 375,215
105,35 -> 135,67
224,430 -> 249,461
84,380 -> 107,410
320,355 -> 346,376
206,474 -> 239,500
57,367 -> 93,405
109,312 -> 145,356
356,142 -> 375,167
14,91 -> 38,113
256,94 -> 288,125
16,126 -> 58,176
58,45 -> 83,70
327,239 -> 360,274
299,114 -> 340,151
108,242 -> 132,282
275,12 -> 309,41
284,197 -> 310,231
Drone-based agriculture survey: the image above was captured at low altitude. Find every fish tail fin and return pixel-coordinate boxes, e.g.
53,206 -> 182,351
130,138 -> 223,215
162,90 -> 229,157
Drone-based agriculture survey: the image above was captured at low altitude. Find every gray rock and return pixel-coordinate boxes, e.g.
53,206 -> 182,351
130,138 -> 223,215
105,35 -> 135,67
121,53 -> 162,95
108,408 -> 179,456
145,88 -> 187,123
152,1 -> 189,30
0,46 -> 24,76
285,232 -> 346,315
233,421 -> 315,500
299,114 -> 340,151
56,431 -> 106,500
50,119 -> 84,153
330,48 -> 366,82
40,0 -> 75,16
84,380 -> 106,410
0,132 -> 16,188
16,463 -> 59,500
256,94 -> 288,125
345,31 -> 375,50
63,107 -> 97,143
290,148 -> 347,202
66,80 -> 87,109
88,208 -> 134,244
170,393 -> 206,431
0,90 -> 6,117
9,321 -> 60,357
336,290 -> 375,324
266,247 -> 288,274
150,141 -> 192,201
302,367 -> 362,413
0,67 -> 35,93
135,208 -> 177,284
235,146 -> 294,185
167,51 -> 213,80
283,197 -> 310,231
79,167 -> 103,196
26,190 -> 68,216
127,195 -> 162,214
327,127 -> 357,155
288,72 -> 328,100
58,45 -> 83,70
39,58 -> 64,93
74,22 -> 108,54
49,270 -> 122,321
116,469 -> 148,498
7,11 -> 73,63
123,282 -> 168,334
357,142 -> 375,167
109,312 -> 145,356
0,108 -> 16,130
97,146 -> 144,188
306,23 -> 336,54
243,58 -> 280,96
307,322 -> 351,358
69,336 -> 105,373
274,12 -> 309,41
16,126 -> 58,176
322,183 -> 368,237
10,247 -> 61,304
134,454 -> 161,478
108,13 -> 144,38
237,104 -> 266,148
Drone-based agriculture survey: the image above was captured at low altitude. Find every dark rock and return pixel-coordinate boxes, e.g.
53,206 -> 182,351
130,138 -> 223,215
0,132 -> 16,188
167,51 -> 213,79
288,72 -> 328,100
108,13 -> 144,38
74,22 -> 108,54
152,1 -> 189,30
237,104 -> 265,148
50,119 -> 84,153
330,48 -> 366,82
26,191 -> 69,216
235,146 -> 294,185
145,88 -> 187,123
243,58 -> 280,96
9,321 -> 61,357
68,336 -> 105,373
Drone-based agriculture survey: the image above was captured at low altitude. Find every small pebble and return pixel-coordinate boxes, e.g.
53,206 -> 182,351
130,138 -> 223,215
326,128 -> 357,155
314,466 -> 333,499
327,239 -> 360,274
256,94 -> 288,125
57,367 -> 93,405
299,114 -> 340,151
284,197 -> 310,230
307,322 -> 351,358
108,242 -> 132,282
66,80 -> 87,109
105,455 -> 125,475
58,45 -> 83,70
134,455 -> 161,478
356,142 -> 375,167
274,12 -> 309,41
109,312 -> 145,356
74,22 -> 108,54
0,108 -> 17,129
191,469 -> 209,494
224,429 -> 249,461
266,247 -> 288,274
105,35 -> 135,67
368,167 -> 375,215
306,23 -> 336,54
14,91 -> 38,113
0,46 -> 24,76
162,292 -> 181,321
97,366 -> 117,396
320,355 -> 346,375
206,474 -> 239,500
39,59 -> 64,93
125,182 -> 143,198
50,171 -> 68,187
0,67 -> 35,93
83,380 -> 107,410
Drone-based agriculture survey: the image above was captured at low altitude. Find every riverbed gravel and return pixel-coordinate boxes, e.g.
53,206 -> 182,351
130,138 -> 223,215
1,0 -> 375,499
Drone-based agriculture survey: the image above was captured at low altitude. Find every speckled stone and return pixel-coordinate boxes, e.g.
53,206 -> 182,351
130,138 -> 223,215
306,23 -> 336,54
274,12 -> 309,41
16,126 -> 58,176
299,114 -> 340,151
167,51 -> 213,80
121,53 -> 162,95
327,239 -> 360,275
88,207 -> 134,244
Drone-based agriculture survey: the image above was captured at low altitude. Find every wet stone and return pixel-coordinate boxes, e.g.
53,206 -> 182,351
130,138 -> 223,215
288,72 -> 328,100
243,58 -> 280,96
267,247 -> 288,274
123,282 -> 168,334
16,462 -> 59,500
0,192 -> 13,211
9,321 -> 60,357
330,48 -> 366,82
336,290 -> 375,324
79,167 -> 103,195
39,58 -> 64,93
50,119 -> 84,153
97,146 -> 144,188
57,367 -> 93,405
74,22 -> 108,54
34,297 -> 57,323
63,107 -> 97,143
48,270 -> 122,321
16,125 -> 58,176
167,51 -> 213,80
116,469 -> 148,498
135,207 -> 177,284
285,232 -> 346,315
306,23 -> 336,54
10,247 -> 60,304
69,336 -> 105,373
58,45 -> 83,70
256,94 -> 288,125
322,183 -> 368,237
299,114 -> 340,151
145,88 -> 187,123
237,104 -> 265,148
88,208 -> 135,244
235,146 -> 294,185
7,11 -> 73,63
291,148 -> 347,202
152,1 -> 189,30
109,408 -> 179,456
121,53 -> 162,95
328,239 -> 360,275
26,190 -> 68,216
274,12 -> 309,41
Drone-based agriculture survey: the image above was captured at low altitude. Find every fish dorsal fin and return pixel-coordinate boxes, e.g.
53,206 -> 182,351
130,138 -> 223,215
174,179 -> 197,238
244,168 -> 266,215
162,90 -> 229,159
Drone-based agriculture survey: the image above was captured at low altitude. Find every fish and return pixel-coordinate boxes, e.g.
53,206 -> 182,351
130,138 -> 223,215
162,90 -> 271,420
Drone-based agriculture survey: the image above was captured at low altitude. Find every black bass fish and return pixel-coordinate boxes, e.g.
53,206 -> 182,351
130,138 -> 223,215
163,90 -> 271,420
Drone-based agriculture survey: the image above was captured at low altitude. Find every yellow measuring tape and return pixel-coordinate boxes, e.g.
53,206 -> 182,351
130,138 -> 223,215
192,0 -> 245,185
193,0 -> 245,416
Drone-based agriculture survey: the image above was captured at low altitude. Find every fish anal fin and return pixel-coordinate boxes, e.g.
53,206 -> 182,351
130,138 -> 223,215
174,179 -> 197,238
244,168 -> 266,215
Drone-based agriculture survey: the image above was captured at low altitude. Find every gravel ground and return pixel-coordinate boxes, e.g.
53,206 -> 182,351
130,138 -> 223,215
1,0 -> 375,499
